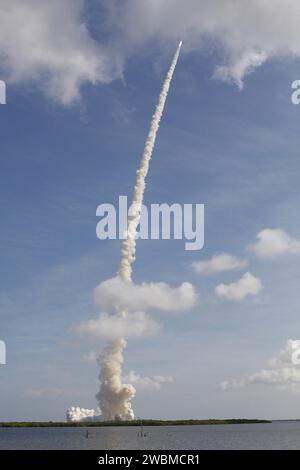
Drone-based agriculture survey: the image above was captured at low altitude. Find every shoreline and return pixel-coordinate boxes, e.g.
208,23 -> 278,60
0,419 -> 271,428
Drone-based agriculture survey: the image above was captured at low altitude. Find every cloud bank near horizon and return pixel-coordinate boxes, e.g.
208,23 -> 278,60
222,340 -> 300,393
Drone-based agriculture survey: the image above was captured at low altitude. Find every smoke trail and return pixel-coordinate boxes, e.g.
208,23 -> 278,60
97,41 -> 182,421
118,40 -> 182,282
96,339 -> 136,420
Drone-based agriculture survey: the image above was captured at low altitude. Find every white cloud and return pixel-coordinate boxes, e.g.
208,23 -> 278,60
107,0 -> 300,88
192,253 -> 248,275
4,1 -> 300,103
94,277 -> 197,313
215,272 -> 263,301
222,339 -> 300,392
248,228 -> 300,259
122,370 -> 174,391
75,310 -> 161,340
213,51 -> 268,90
0,0 -> 121,104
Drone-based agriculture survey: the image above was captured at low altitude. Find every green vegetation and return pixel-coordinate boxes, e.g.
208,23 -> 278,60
0,419 -> 271,428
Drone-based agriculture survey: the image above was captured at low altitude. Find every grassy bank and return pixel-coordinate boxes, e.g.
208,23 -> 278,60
0,419 -> 271,428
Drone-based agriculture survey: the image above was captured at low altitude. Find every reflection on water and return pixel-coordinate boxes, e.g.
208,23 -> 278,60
1,421 -> 300,450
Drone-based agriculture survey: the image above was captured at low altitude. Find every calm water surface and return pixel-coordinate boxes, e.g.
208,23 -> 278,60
0,421 -> 300,450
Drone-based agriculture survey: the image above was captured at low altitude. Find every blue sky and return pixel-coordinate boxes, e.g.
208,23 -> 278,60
1,1 -> 300,421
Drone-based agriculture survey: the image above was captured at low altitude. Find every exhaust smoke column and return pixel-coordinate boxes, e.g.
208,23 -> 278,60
97,41 -> 183,420
118,40 -> 183,282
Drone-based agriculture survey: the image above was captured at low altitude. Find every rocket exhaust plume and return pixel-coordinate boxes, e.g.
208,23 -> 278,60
96,41 -> 182,421
118,40 -> 182,282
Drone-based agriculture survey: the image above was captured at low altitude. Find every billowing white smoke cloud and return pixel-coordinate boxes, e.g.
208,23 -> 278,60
96,339 -> 136,421
75,310 -> 161,340
66,406 -> 102,423
76,276 -> 196,339
81,356 -> 177,396
222,339 -> 300,392
215,272 -> 263,301
192,253 -> 248,276
248,228 -> 300,259
94,276 -> 197,313
123,371 -> 174,392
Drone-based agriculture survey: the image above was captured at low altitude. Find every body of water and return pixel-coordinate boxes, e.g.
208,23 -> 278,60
0,421 -> 300,450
